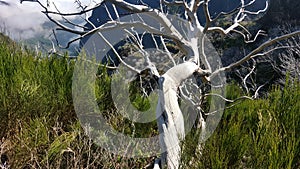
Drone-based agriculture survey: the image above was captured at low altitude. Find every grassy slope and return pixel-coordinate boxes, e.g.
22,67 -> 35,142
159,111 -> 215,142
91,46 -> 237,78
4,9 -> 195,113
0,33 -> 153,168
0,33 -> 299,168
181,82 -> 300,169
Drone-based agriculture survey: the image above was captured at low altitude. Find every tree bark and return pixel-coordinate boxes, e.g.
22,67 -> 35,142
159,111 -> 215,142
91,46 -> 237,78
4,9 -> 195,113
156,62 -> 198,169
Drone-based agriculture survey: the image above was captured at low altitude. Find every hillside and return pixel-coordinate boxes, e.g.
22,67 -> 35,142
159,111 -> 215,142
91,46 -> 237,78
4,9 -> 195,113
0,33 -> 14,44
0,28 -> 300,168
259,0 -> 300,27
80,0 -> 266,46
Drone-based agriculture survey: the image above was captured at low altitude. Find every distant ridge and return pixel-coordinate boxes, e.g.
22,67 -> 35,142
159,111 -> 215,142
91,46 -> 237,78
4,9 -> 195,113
80,0 -> 266,47
259,0 -> 300,27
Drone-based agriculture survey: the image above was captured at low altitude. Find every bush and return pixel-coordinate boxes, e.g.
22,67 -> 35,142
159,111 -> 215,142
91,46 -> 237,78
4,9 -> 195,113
0,33 -> 299,168
181,80 -> 300,169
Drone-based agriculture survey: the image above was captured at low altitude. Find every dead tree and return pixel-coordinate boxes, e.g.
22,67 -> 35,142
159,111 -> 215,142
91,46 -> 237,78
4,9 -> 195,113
22,0 -> 300,168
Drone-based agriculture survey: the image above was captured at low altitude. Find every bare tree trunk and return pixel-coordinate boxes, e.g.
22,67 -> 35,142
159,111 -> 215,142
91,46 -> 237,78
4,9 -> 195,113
156,62 -> 198,169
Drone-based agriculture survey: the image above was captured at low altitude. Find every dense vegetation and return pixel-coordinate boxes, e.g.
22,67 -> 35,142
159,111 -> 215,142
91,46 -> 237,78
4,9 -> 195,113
0,33 -> 299,168
259,0 -> 300,27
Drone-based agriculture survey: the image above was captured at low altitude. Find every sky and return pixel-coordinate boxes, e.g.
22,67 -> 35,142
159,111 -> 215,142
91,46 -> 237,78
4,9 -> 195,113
0,0 -> 269,42
0,0 -> 95,40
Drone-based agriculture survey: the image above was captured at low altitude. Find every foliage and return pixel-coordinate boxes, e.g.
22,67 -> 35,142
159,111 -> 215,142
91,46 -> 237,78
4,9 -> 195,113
0,34 -> 154,168
181,80 -> 300,169
0,33 -> 299,168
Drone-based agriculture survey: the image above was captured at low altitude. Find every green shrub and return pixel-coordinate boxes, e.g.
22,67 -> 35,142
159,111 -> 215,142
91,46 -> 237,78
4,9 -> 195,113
1,33 -> 299,168
181,81 -> 300,169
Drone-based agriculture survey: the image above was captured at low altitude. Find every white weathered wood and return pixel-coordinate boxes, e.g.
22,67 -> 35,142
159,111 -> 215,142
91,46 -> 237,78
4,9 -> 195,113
156,62 -> 198,169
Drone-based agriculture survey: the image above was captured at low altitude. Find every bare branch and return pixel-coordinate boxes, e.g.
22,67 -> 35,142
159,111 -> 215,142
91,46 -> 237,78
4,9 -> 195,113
106,0 -> 150,13
207,0 -> 268,39
244,1 -> 268,15
96,31 -> 141,73
231,29 -> 267,43
160,36 -> 176,66
209,30 -> 300,79
162,0 -> 185,6
192,0 -> 203,13
22,0 -> 105,16
204,93 -> 253,104
202,0 -> 212,32
242,59 -> 256,95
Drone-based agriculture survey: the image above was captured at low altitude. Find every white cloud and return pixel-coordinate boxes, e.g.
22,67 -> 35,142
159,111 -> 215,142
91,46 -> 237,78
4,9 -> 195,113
0,0 -> 96,40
